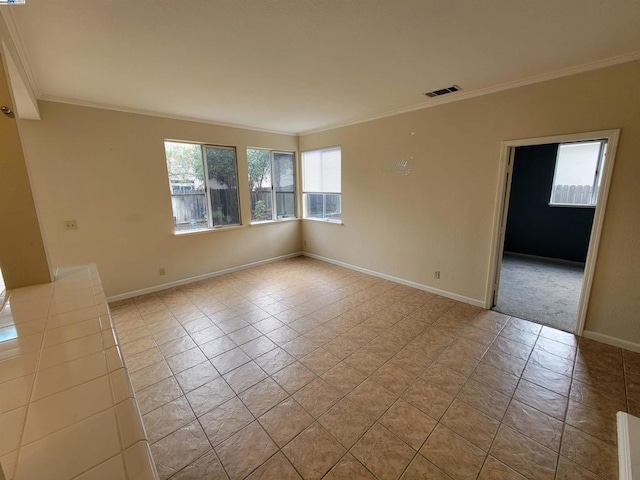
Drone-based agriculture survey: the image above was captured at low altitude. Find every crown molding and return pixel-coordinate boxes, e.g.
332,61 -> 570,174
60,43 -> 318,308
297,51 -> 640,136
4,6 -> 639,139
38,95 -> 298,137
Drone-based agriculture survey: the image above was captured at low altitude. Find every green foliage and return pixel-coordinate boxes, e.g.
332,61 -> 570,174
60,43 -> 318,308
164,142 -> 204,188
206,147 -> 238,189
211,205 -> 231,225
247,149 -> 271,191
254,200 -> 266,220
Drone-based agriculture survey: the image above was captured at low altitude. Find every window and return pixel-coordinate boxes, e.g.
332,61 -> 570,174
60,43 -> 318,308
165,141 -> 240,232
550,140 -> 607,207
247,149 -> 296,222
302,146 -> 341,221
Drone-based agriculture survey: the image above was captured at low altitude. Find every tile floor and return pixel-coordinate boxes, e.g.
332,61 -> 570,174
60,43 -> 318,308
109,257 -> 637,480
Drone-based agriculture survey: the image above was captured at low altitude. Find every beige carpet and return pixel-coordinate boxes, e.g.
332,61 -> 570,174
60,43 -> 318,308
493,253 -> 584,333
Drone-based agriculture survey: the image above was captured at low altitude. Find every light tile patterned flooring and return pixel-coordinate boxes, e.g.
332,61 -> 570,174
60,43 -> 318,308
109,257 -> 637,480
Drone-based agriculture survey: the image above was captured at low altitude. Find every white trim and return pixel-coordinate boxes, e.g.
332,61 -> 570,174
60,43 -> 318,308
106,252 -> 302,302
616,412 -> 633,480
0,8 -> 40,97
617,412 -> 632,480
173,224 -> 245,236
302,218 -> 343,226
486,129 -> 620,336
249,218 -> 300,227
298,53 -> 640,136
7,0 -> 636,139
583,330 -> 640,354
38,96 -> 297,137
576,131 -> 619,335
616,411 -> 640,480
485,143 -> 512,309
303,252 -> 485,308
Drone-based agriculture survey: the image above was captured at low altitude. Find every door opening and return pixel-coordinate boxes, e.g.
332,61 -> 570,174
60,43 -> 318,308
486,130 -> 619,335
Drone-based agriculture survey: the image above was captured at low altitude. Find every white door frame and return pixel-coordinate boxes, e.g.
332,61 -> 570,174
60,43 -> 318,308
484,129 -> 620,335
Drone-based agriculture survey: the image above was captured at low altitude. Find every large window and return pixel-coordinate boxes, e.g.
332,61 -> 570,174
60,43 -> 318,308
165,141 -> 240,232
302,146 -> 341,221
247,149 -> 296,222
550,140 -> 607,207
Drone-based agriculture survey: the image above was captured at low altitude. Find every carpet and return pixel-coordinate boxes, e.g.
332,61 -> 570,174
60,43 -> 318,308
493,252 -> 585,333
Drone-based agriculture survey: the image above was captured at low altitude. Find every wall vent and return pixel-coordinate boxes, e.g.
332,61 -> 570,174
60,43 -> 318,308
423,85 -> 462,98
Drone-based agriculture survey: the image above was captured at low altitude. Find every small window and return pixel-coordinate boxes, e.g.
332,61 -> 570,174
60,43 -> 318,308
550,140 -> 607,207
247,149 -> 296,222
165,141 -> 241,232
302,146 -> 341,221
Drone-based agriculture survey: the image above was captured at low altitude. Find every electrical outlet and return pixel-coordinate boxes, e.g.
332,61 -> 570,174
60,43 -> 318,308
64,220 -> 78,230
434,270 -> 440,279
159,267 -> 166,276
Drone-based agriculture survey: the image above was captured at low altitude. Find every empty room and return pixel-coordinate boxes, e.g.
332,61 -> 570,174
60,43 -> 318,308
1,1 -> 640,480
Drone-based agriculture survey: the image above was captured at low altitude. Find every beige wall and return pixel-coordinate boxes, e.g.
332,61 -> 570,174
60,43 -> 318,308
0,55 -> 50,288
14,62 -> 640,346
300,61 -> 640,345
18,102 -> 301,297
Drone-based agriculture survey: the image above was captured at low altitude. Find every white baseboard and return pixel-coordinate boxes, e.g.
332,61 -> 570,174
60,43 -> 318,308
302,252 -> 485,308
582,330 -> 640,353
107,252 -> 303,302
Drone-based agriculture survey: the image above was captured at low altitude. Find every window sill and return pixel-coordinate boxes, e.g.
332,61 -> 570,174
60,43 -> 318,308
250,218 -> 300,227
303,218 -> 344,225
548,203 -> 596,209
173,224 -> 244,236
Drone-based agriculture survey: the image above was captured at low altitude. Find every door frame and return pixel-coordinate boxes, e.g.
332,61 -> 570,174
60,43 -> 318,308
485,129 -> 620,335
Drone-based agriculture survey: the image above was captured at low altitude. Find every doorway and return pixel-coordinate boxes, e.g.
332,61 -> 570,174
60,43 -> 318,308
486,130 -> 619,335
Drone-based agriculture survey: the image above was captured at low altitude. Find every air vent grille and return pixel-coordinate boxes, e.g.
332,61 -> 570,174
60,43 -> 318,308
424,85 -> 462,98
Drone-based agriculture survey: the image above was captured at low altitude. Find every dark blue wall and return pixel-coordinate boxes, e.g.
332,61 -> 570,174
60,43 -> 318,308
504,144 -> 594,263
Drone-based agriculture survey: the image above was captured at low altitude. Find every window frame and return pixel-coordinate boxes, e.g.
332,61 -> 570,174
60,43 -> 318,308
549,140 -> 607,208
164,140 -> 242,233
301,146 -> 342,223
246,148 -> 297,224
202,144 -> 241,228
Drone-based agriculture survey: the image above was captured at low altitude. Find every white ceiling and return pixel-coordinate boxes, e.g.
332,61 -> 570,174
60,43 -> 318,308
7,0 -> 640,134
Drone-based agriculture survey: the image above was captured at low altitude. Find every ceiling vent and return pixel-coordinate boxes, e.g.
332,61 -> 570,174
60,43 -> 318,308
423,85 -> 462,98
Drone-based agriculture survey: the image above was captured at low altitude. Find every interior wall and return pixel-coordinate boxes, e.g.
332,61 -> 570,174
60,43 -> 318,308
0,55 -> 50,288
18,101 -> 301,297
299,61 -> 640,345
504,144 -> 594,263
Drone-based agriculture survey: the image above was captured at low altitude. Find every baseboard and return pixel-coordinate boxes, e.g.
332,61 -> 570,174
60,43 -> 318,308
582,330 -> 640,354
503,251 -> 586,267
302,252 -> 485,308
107,252 -> 303,302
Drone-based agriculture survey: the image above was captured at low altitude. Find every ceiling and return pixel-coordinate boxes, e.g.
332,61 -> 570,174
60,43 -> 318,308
6,0 -> 640,134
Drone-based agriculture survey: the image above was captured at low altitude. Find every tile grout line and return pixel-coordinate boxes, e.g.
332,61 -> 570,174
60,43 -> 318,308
133,276 -> 423,478
111,257 -> 625,480
9,282 -> 55,479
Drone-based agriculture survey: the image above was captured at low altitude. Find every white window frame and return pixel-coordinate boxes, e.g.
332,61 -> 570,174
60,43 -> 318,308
247,148 -> 297,224
164,140 -> 241,233
549,140 -> 607,208
301,146 -> 342,223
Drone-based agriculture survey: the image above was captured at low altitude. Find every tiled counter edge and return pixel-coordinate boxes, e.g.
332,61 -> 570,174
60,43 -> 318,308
0,264 -> 159,480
